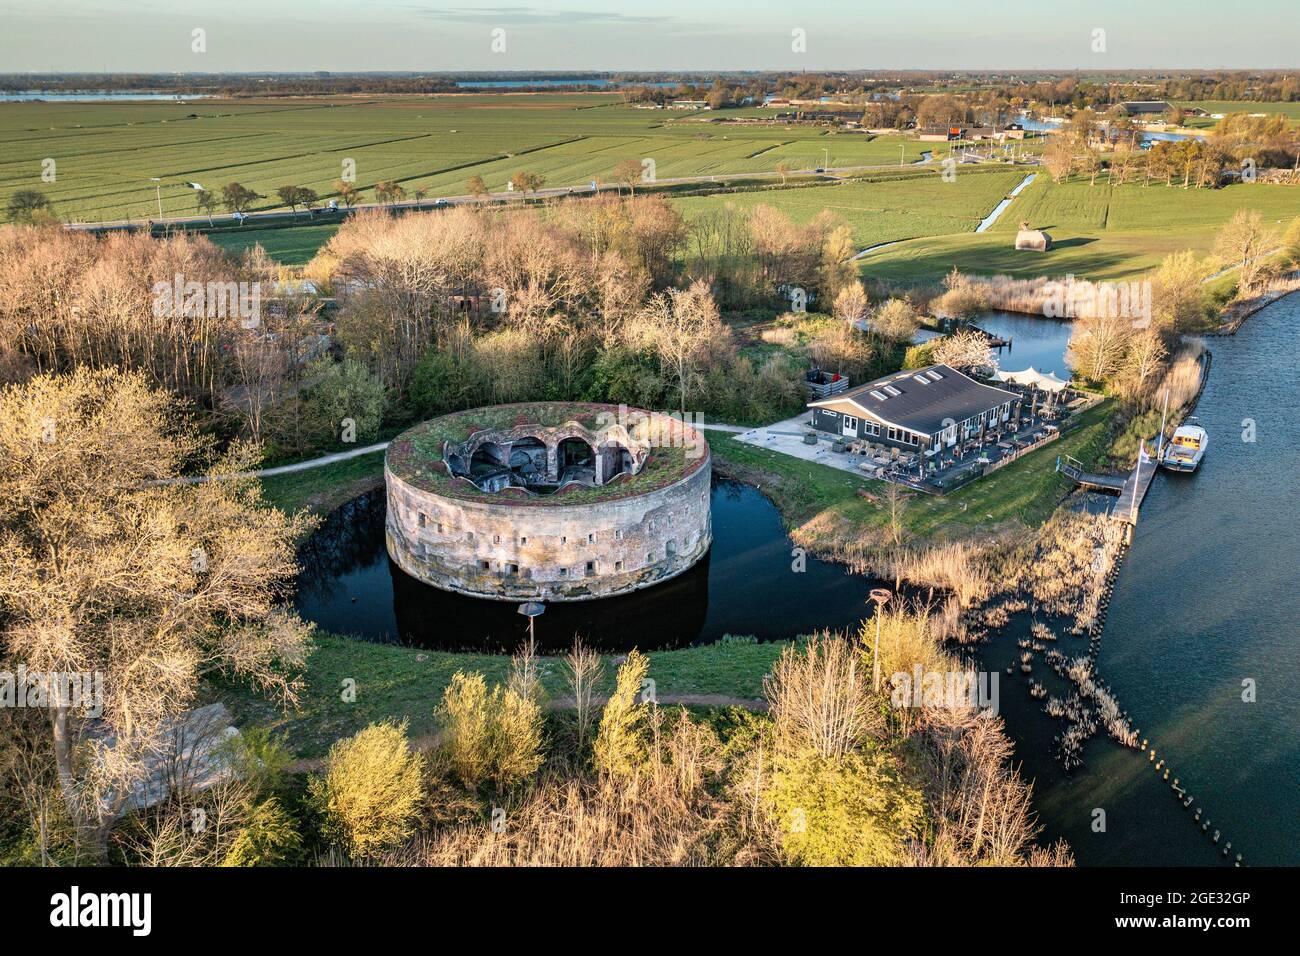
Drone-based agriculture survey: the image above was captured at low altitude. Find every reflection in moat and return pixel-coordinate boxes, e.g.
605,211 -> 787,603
293,476 -> 879,653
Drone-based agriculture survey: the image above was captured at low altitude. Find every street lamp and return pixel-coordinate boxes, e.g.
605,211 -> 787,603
517,601 -> 545,645
869,588 -> 892,692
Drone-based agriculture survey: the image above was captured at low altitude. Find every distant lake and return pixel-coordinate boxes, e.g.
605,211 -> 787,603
0,91 -> 209,102
1016,112 -> 1206,144
455,78 -> 677,89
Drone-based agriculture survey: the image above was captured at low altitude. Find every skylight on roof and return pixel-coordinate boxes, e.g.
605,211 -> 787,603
869,389 -> 888,401
883,385 -> 902,396
913,375 -> 930,385
926,370 -> 943,381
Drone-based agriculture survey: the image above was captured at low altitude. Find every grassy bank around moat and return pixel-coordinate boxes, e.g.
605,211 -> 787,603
214,632 -> 788,759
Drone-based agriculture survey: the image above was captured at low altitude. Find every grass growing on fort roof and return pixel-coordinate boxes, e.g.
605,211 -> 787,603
386,402 -> 708,505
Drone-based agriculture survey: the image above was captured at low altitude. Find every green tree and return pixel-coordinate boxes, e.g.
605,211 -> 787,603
593,650 -> 651,778
6,189 -> 56,224
221,182 -> 261,214
437,672 -> 544,792
294,357 -> 384,449
766,749 -> 925,866
195,188 -> 218,224
221,798 -> 303,867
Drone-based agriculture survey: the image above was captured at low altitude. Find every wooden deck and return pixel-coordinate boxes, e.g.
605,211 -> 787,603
1057,442 -> 1159,525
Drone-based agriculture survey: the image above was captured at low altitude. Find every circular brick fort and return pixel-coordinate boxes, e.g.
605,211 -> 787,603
384,402 -> 712,601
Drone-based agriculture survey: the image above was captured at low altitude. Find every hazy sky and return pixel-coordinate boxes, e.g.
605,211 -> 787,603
2,0 -> 1297,72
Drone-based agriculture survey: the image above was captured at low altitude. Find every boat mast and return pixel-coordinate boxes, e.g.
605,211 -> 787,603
1156,387 -> 1170,458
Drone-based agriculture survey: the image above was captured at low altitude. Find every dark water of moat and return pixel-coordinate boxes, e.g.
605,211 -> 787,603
294,475 -> 880,653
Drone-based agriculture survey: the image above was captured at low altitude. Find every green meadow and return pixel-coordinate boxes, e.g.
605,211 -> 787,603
860,173 -> 1300,283
0,94 -> 933,223
672,167 -> 1025,250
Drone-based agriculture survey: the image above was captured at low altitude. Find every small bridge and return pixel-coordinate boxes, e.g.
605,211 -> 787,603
1057,441 -> 1160,525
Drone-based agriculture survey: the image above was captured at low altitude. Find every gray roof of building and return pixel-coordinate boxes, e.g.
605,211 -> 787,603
810,364 -> 1018,436
1121,100 -> 1173,114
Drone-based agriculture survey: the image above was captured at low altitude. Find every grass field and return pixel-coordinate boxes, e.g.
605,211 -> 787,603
0,94 -> 936,223
1176,101 -> 1300,128
206,222 -> 344,265
672,167 -> 1025,250
860,174 -> 1300,283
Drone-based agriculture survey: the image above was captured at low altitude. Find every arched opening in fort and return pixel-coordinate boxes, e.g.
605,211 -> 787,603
557,437 -> 596,484
603,441 -> 634,481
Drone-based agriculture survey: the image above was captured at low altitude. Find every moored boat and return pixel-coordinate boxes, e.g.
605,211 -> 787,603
1160,417 -> 1208,472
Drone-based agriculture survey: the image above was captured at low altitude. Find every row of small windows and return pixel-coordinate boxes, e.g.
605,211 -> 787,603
470,555 -> 669,578
413,513 -> 640,546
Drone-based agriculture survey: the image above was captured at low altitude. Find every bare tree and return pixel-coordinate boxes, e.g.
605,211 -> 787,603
1214,209 -> 1277,296
0,368 -> 313,859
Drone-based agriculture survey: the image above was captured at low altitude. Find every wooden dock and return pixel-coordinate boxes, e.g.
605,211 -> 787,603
1111,445 -> 1159,525
1057,441 -> 1160,525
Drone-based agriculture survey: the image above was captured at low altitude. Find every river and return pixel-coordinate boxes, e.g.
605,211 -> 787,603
980,293 -> 1300,865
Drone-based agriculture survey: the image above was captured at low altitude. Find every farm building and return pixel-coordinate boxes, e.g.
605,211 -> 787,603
808,364 -> 1020,452
1119,101 -> 1173,117
1015,222 -> 1053,251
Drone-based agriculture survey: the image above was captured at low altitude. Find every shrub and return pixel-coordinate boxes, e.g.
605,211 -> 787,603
222,797 -> 303,867
438,671 -> 545,791
217,727 -> 293,798
766,748 -> 925,866
593,650 -> 651,778
764,633 -> 879,760
308,720 -> 424,858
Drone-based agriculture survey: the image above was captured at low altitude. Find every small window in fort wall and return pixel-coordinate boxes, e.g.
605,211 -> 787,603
561,536 -> 567,545
615,530 -> 622,540
646,552 -> 654,563
559,567 -> 568,577
666,541 -> 677,557
585,560 -> 596,574
519,536 -> 527,545
587,533 -> 595,544
506,563 -> 519,575
479,560 -> 490,570
494,534 -> 501,544
615,560 -> 623,572
418,513 -> 426,528
436,522 -> 444,534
